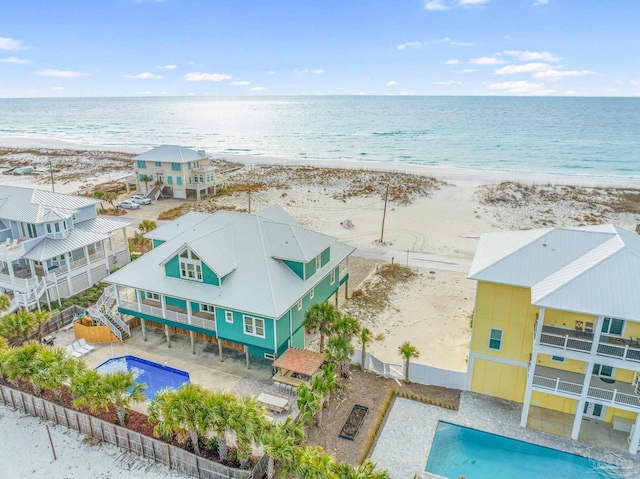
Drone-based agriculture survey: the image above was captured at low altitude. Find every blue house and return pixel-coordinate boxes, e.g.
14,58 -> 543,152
104,205 -> 354,361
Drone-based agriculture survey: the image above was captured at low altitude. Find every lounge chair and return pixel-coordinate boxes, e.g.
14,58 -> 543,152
78,338 -> 96,351
71,342 -> 90,355
65,345 -> 82,358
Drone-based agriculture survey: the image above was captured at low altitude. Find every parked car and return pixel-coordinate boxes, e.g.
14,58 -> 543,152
130,194 -> 151,205
117,200 -> 140,210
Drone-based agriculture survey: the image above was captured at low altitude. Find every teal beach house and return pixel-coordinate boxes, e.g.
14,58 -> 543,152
105,205 -> 354,362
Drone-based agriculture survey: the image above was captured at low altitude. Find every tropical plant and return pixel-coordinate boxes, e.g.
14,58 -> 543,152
138,219 -> 157,234
0,344 -> 14,384
30,346 -> 75,398
3,341 -> 42,388
154,179 -> 164,199
358,328 -> 384,371
0,294 -> 11,314
399,341 -> 420,382
297,382 -> 322,427
70,368 -> 103,408
131,231 -> 147,253
331,314 -> 360,340
102,191 -> 118,210
311,365 -> 337,408
148,383 -> 208,456
262,418 -> 304,479
303,302 -> 340,352
229,396 -> 269,469
205,391 -> 237,462
140,174 -> 152,194
0,309 -> 37,346
336,460 -> 391,479
326,334 -> 354,379
33,309 -> 51,344
295,446 -> 338,479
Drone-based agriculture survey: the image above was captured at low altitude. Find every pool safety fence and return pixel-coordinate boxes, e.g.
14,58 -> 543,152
0,385 -> 268,479
351,349 -> 467,391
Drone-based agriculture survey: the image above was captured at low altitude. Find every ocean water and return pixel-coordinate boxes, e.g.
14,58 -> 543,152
0,96 -> 638,177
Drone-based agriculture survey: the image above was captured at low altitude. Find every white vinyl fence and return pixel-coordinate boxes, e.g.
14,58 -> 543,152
352,349 -> 467,391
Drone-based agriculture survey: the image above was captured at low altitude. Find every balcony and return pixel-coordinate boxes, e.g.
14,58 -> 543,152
532,365 -> 640,410
538,324 -> 640,364
119,298 -> 216,332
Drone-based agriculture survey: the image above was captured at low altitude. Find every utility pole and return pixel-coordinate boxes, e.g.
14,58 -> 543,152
248,182 -> 251,214
380,179 -> 390,243
49,158 -> 55,192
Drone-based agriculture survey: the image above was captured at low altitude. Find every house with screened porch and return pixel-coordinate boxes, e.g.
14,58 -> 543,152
104,204 -> 354,362
467,224 -> 640,454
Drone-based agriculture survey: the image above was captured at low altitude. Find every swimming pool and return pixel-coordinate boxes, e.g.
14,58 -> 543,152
425,421 -> 621,479
95,355 -> 190,400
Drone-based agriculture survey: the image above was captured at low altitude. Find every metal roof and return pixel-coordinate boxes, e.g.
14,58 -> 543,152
106,204 -> 355,318
23,229 -> 110,261
0,186 -> 98,224
133,145 -> 208,164
470,225 -> 640,322
144,212 -> 210,241
74,217 -> 131,234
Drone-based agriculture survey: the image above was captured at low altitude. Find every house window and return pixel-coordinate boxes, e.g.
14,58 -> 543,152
179,249 -> 203,281
201,303 -> 215,313
264,353 -> 275,360
602,317 -> 624,336
146,291 -> 160,301
55,223 -> 60,233
310,288 -> 315,300
193,161 -> 200,168
193,176 -> 198,183
225,311 -> 233,323
330,269 -> 335,285
243,316 -> 265,338
551,355 -> 565,363
593,364 -> 614,378
46,224 -> 51,233
167,176 -> 173,185
199,175 -> 204,183
171,163 -> 181,171
137,160 -> 146,168
188,162 -> 192,169
315,255 -> 321,270
177,177 -> 182,186
155,161 -> 162,167
488,328 -> 503,351
297,299 -> 302,310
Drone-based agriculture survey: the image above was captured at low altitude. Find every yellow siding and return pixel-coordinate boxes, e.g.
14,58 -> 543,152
530,391 -> 577,414
471,358 -> 527,402
544,309 -> 595,330
471,282 -> 539,363
624,321 -> 640,341
536,354 -> 586,374
604,406 -> 637,423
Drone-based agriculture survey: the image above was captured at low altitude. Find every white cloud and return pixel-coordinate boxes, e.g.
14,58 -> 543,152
312,69 -> 325,74
488,80 -> 555,95
470,57 -> 505,65
425,0 -> 489,10
503,50 -> 561,62
533,69 -> 596,80
0,37 -> 24,50
266,70 -> 276,75
50,87 -> 64,91
433,80 -> 463,85
250,86 -> 267,91
294,68 -> 309,74
450,40 -> 474,46
397,41 -> 422,50
123,72 -> 162,79
445,59 -> 459,65
456,68 -> 478,73
184,72 -> 232,82
230,81 -> 251,86
494,62 -> 555,75
157,64 -> 177,70
386,80 -> 398,86
35,69 -> 88,78
0,57 -> 30,64
532,0 -> 548,5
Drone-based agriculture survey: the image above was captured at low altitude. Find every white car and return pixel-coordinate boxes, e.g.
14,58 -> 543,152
130,195 -> 151,205
117,200 -> 140,210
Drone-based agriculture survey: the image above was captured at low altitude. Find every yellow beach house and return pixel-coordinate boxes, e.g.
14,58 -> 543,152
467,225 -> 640,454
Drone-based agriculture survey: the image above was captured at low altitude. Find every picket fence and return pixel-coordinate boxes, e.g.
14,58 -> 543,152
352,349 -> 467,391
0,385 -> 267,479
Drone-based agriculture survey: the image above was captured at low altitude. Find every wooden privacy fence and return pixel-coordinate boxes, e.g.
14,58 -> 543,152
351,349 -> 467,391
26,305 -> 84,341
0,385 -> 267,479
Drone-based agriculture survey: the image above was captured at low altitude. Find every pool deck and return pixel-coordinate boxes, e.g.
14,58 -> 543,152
371,393 -> 640,479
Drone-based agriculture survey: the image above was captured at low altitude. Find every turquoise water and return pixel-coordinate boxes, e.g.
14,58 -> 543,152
425,421 -> 621,479
0,96 -> 638,177
95,355 -> 189,400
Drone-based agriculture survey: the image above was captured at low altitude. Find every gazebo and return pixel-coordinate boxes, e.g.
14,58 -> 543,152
272,348 -> 325,387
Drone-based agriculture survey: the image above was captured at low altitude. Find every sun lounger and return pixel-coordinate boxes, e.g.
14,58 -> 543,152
78,338 -> 96,351
71,342 -> 90,355
65,345 -> 82,358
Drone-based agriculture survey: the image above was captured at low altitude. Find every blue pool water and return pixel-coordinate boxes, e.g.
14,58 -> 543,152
425,421 -> 620,479
95,355 -> 190,400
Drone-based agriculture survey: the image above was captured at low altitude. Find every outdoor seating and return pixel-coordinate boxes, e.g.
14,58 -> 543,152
574,321 -> 584,335
65,345 -> 82,358
78,338 -> 96,351
584,322 -> 594,337
71,341 -> 91,355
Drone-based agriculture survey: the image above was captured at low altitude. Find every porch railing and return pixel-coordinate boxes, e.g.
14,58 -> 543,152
539,329 -> 592,353
119,299 -> 215,332
597,342 -> 640,363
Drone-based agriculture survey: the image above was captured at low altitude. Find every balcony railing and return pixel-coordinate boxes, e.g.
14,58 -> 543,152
119,299 -> 215,332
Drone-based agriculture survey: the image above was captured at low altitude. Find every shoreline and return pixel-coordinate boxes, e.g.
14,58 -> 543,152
2,135 -> 640,189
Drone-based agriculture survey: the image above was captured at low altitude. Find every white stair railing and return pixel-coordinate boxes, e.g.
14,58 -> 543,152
88,305 -> 123,342
87,285 -> 128,342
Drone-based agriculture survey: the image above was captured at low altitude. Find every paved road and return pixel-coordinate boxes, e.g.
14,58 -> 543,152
354,246 -> 472,273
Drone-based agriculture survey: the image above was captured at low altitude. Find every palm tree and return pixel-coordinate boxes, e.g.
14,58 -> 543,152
399,341 -> 420,382
262,418 -> 305,479
0,309 -> 37,346
154,179 -> 164,199
138,219 -> 157,234
131,231 -> 147,253
0,344 -> 14,385
148,383 -> 208,456
33,309 -> 50,344
205,391 -> 237,462
336,460 -> 390,479
319,364 -> 337,404
326,335 -> 354,379
358,328 -> 384,371
296,383 -> 322,426
295,446 -> 338,479
332,314 -> 360,340
30,346 -> 75,399
140,174 -> 152,194
230,396 -> 269,469
303,302 -> 340,352
0,294 -> 10,314
102,191 -> 118,210
4,341 -> 42,389
71,368 -> 102,409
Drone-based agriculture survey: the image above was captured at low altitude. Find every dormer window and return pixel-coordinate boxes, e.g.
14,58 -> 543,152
179,249 -> 202,281
315,254 -> 321,270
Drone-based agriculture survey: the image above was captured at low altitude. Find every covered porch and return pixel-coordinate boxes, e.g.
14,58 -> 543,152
272,348 -> 325,388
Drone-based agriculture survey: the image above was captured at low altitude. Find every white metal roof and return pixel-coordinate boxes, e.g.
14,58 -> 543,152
133,145 -> 208,164
23,229 -> 110,261
74,217 -> 131,234
470,225 -> 640,321
144,212 -> 210,241
0,186 -> 98,224
106,204 -> 355,318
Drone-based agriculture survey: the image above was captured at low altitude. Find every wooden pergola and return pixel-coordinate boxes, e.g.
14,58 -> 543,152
272,348 -> 325,387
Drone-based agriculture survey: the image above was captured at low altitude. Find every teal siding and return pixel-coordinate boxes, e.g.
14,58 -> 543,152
152,239 -> 165,248
164,255 -> 180,278
191,302 -> 200,313
321,247 -> 330,267
275,310 -> 292,356
282,260 -> 304,280
118,308 -> 217,336
248,344 -> 274,358
304,259 -> 316,279
215,307 -> 275,353
165,296 -> 186,309
202,263 -> 220,286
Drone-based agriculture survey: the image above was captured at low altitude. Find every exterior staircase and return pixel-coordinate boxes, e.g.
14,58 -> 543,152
88,285 -> 131,342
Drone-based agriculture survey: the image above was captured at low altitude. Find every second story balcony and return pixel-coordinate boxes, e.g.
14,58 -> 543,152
538,323 -> 640,363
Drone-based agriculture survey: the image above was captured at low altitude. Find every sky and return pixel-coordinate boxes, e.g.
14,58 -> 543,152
1,0 -> 639,97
